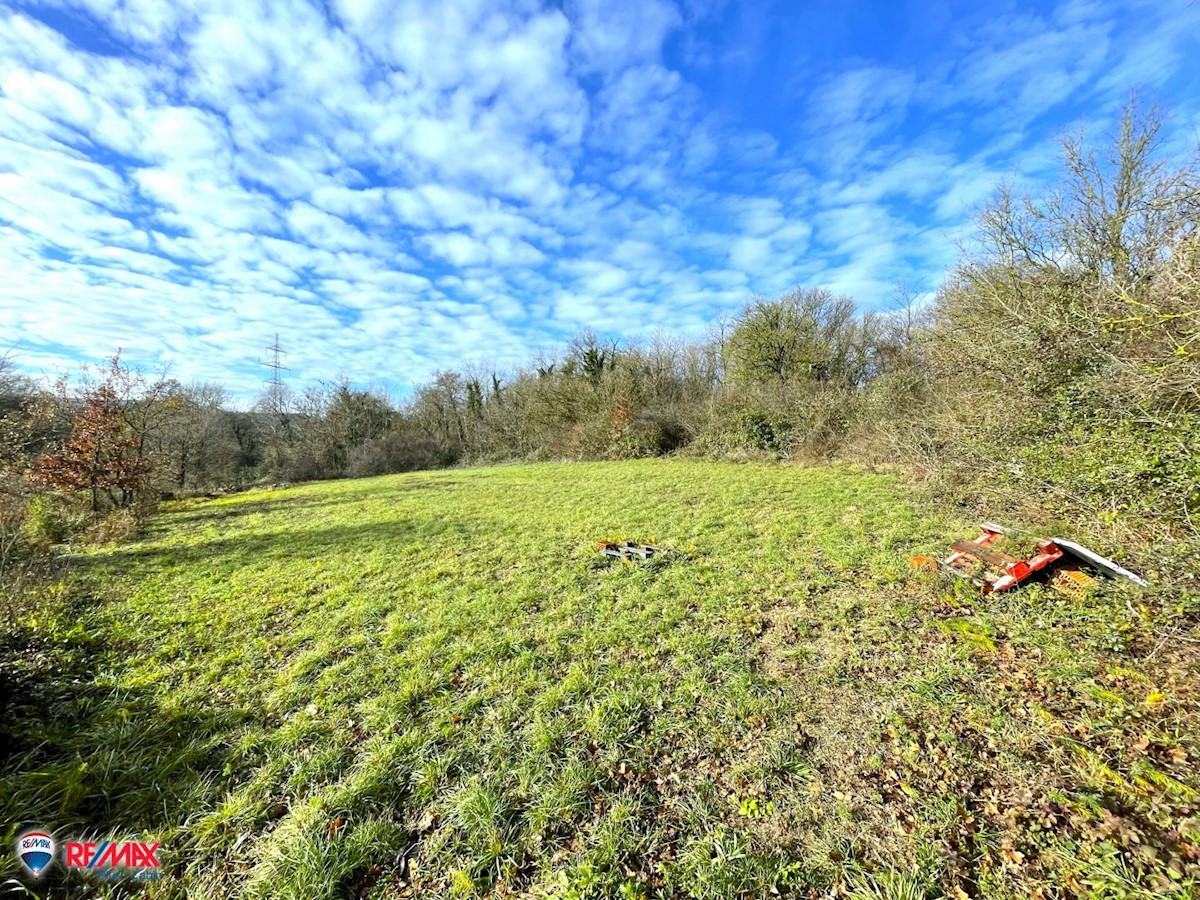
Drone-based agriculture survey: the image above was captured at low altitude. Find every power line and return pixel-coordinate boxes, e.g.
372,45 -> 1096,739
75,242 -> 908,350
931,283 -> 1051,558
261,334 -> 289,391
260,334 -> 290,422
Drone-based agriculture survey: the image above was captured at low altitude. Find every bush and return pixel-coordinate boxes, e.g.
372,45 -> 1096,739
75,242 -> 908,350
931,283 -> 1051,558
696,382 -> 860,459
733,408 -> 793,452
346,429 -> 460,477
785,386 -> 856,460
278,452 -> 328,484
84,508 -> 139,545
21,495 -> 80,548
844,370 -> 935,471
854,103 -> 1200,553
606,412 -> 692,458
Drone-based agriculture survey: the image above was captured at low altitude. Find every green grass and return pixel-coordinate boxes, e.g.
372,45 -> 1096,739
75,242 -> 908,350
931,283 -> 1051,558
2,460 -> 1197,898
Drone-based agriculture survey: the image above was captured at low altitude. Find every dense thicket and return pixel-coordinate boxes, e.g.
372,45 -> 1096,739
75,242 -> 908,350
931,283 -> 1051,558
1,103 -> 1196,569
909,106 -> 1199,553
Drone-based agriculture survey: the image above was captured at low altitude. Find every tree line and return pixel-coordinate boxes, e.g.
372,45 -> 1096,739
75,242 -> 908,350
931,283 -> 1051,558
1,102 -> 1196,569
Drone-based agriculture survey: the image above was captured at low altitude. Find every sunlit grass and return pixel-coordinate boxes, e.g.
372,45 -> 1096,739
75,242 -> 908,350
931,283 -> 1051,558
1,460 -> 1195,898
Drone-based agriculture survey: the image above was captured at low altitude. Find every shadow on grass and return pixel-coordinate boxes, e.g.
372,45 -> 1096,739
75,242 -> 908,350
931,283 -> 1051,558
83,517 -> 473,576
0,502 -> 478,889
156,477 -> 467,529
154,492 -> 358,528
0,610 -> 254,889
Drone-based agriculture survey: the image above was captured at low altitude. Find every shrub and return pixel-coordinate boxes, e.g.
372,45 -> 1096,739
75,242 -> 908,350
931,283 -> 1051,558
84,508 -> 139,545
606,413 -> 691,459
785,386 -> 856,460
734,408 -> 793,452
278,452 -> 328,484
21,495 -> 79,548
864,103 -> 1200,551
696,382 -> 860,459
346,429 -> 460,477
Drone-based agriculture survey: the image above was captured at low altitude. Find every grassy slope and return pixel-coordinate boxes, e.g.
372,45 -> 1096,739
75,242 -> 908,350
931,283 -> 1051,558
1,460 -> 1197,899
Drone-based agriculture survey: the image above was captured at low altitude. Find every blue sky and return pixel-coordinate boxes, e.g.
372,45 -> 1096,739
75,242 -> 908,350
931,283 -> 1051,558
2,0 -> 1198,399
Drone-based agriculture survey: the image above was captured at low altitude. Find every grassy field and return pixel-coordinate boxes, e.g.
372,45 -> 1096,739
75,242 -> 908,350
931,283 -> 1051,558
2,460 -> 1197,899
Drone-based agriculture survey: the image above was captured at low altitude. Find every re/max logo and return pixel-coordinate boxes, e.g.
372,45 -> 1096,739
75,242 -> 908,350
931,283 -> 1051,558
64,840 -> 161,870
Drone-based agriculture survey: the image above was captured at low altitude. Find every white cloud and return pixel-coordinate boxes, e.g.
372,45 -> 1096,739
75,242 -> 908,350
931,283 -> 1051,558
561,259 -> 633,296
285,203 -> 378,252
0,0 -> 1195,400
567,0 -> 682,75
420,231 -> 546,268
592,64 -> 688,158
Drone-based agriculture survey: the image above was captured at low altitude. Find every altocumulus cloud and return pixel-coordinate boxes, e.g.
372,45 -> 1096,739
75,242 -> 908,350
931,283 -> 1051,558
0,0 -> 1197,397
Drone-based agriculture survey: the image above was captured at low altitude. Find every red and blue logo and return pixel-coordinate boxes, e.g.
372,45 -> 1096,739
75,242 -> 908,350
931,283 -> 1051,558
16,830 -> 55,878
65,839 -> 162,881
13,829 -> 162,882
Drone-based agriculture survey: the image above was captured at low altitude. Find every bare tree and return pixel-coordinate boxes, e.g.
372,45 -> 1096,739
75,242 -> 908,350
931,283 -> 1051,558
155,382 -> 234,490
977,101 -> 1199,294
